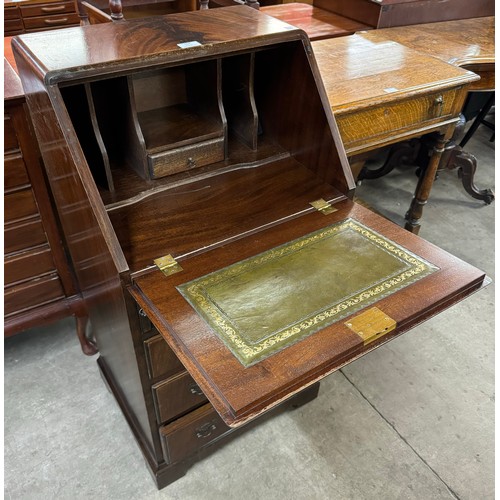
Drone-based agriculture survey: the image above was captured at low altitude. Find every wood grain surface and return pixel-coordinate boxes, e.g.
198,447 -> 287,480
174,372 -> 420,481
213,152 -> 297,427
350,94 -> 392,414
132,199 -> 486,427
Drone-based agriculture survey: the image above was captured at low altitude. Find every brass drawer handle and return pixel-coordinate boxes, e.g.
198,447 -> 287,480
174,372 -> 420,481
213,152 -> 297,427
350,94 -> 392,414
196,422 -> 216,439
138,308 -> 147,317
187,157 -> 196,168
44,17 -> 68,24
189,383 -> 204,396
41,5 -> 66,12
434,95 -> 444,116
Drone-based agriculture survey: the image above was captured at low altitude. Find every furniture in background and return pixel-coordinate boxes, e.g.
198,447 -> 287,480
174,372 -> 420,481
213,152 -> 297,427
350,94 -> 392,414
4,0 -> 79,36
312,33 -> 480,233
261,0 -> 494,41
354,18 -> 495,204
13,7 -> 486,488
4,39 -> 96,355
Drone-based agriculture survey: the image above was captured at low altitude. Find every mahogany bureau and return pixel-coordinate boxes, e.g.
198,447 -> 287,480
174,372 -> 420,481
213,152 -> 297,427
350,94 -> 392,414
12,6 -> 487,488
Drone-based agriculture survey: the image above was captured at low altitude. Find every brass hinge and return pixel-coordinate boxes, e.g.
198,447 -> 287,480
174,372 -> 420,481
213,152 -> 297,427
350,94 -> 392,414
345,307 -> 396,345
154,254 -> 183,277
309,198 -> 337,215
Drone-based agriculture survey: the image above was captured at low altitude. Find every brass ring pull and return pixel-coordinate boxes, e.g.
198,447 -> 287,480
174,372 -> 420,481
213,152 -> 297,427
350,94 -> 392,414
138,308 -> 147,317
196,422 -> 216,439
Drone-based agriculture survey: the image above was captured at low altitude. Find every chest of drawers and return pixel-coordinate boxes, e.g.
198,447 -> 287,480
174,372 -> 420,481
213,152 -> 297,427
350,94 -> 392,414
4,53 -> 96,355
4,0 -> 79,35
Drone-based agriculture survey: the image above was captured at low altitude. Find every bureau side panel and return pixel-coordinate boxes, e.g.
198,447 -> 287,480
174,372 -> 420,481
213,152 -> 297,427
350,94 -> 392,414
14,52 -> 157,456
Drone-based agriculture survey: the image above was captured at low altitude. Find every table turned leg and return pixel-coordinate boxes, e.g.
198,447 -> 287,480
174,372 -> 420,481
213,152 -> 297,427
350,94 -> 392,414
404,134 -> 447,234
438,113 -> 494,204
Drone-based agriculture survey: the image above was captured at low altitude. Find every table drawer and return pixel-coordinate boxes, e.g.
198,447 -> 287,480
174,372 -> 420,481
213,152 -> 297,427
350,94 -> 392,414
20,1 -> 75,17
144,334 -> 184,381
22,12 -> 79,29
148,137 -> 224,179
5,189 -> 39,223
5,154 -> 30,191
337,88 -> 460,153
5,274 -> 64,316
5,18 -> 24,33
4,115 -> 19,151
5,218 -> 48,254
153,371 -> 207,425
160,403 -> 229,464
5,245 -> 55,286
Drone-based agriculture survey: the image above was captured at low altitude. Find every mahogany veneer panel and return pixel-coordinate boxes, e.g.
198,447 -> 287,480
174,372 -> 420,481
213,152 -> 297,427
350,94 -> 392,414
108,158 -> 345,272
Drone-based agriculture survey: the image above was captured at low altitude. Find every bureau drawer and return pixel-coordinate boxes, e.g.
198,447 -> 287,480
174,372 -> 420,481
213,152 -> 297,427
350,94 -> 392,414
336,88 -> 460,153
22,12 -> 79,29
5,154 -> 30,191
4,6 -> 21,20
20,1 -> 75,17
153,371 -> 207,425
5,245 -> 56,286
5,18 -> 24,34
5,189 -> 39,223
160,403 -> 229,464
4,115 -> 19,151
5,218 -> 48,254
144,334 -> 184,381
148,137 -> 225,179
5,274 -> 64,316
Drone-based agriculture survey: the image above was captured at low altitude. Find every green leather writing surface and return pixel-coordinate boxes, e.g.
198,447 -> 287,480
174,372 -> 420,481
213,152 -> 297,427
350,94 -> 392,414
177,218 -> 438,367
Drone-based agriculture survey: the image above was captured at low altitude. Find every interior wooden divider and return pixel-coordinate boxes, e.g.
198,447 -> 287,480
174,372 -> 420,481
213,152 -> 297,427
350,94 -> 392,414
222,52 -> 259,150
60,83 -> 114,191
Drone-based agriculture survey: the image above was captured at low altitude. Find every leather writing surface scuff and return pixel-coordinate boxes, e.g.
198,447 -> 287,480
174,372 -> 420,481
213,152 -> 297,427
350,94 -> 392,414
177,218 -> 438,367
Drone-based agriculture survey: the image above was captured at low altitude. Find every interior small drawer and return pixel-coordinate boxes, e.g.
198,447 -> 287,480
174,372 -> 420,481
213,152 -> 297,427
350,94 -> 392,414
5,273 -> 64,316
5,218 -> 48,254
5,189 -> 39,223
148,137 -> 224,179
336,88 -> 459,153
153,371 -> 208,425
4,115 -> 19,151
22,12 -> 79,29
4,245 -> 56,286
144,334 -> 184,381
5,154 -> 30,192
160,403 -> 229,464
5,18 -> 24,33
20,1 -> 75,17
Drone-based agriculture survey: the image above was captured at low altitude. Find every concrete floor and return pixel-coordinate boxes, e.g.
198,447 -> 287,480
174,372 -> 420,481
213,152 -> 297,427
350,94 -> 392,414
5,123 -> 494,499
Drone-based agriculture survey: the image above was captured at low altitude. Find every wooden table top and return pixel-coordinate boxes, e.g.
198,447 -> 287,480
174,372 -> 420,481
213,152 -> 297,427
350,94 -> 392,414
355,16 -> 494,68
312,34 -> 479,114
261,3 -> 371,41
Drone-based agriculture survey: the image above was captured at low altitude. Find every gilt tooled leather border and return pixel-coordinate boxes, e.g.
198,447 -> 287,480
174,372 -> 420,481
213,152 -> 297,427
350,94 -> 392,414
177,218 -> 438,367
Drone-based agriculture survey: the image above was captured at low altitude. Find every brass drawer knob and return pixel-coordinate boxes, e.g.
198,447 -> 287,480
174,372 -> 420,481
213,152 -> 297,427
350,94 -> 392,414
196,422 -> 216,439
189,383 -> 204,396
187,157 -> 196,168
434,95 -> 444,116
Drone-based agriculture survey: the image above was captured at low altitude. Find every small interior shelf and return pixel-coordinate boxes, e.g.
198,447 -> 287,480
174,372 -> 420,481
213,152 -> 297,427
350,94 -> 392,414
138,104 -> 223,153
